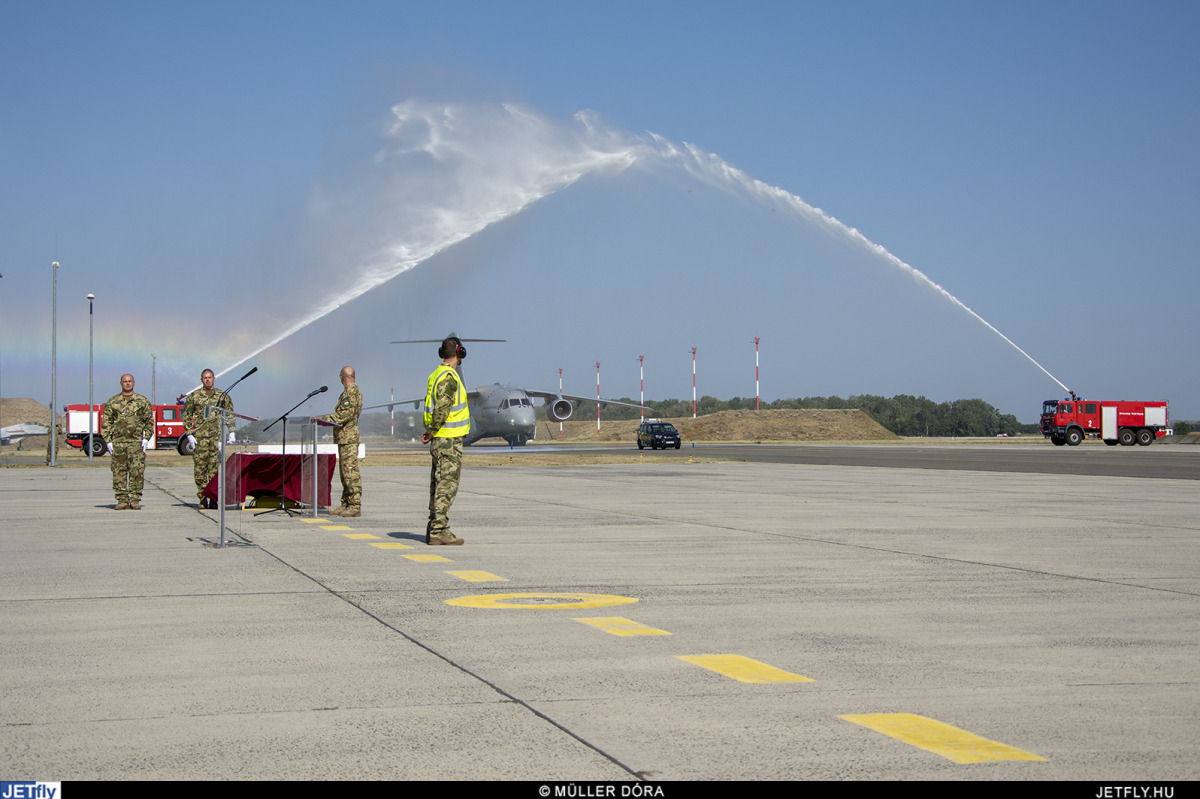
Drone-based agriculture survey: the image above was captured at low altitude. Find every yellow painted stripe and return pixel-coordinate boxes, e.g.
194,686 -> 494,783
369,542 -> 413,550
342,533 -> 379,540
677,654 -> 813,683
299,518 -> 327,523
575,617 -> 671,636
321,525 -> 352,530
838,713 -> 1046,764
446,570 -> 508,582
446,593 -> 638,610
404,554 -> 451,563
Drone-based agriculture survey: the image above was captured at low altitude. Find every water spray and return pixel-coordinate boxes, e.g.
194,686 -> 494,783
213,100 -> 1069,398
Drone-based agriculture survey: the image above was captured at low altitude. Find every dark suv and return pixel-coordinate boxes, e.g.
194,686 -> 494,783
637,420 -> 681,450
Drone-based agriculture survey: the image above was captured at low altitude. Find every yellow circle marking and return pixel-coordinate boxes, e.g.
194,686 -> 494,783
445,592 -> 638,610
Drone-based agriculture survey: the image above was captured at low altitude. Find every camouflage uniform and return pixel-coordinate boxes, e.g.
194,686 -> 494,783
427,370 -> 465,540
102,392 -> 154,506
183,387 -> 234,502
326,383 -> 363,512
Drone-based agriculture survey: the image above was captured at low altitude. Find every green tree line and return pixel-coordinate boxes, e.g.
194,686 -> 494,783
598,394 -> 1035,437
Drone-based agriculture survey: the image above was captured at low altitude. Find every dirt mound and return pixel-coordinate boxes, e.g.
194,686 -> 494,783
538,408 -> 901,444
0,398 -> 58,426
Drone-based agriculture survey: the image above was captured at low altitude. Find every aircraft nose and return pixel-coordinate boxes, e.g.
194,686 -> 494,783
515,407 -> 536,427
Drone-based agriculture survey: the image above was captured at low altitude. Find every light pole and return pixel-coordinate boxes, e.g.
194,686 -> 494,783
691,347 -> 697,418
558,368 -> 563,440
50,262 -> 59,466
87,294 -> 95,461
753,336 -> 760,411
638,355 -> 644,422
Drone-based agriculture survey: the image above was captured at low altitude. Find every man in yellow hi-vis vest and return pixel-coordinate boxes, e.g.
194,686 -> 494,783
421,337 -> 470,545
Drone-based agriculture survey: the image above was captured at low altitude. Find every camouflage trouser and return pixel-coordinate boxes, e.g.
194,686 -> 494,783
427,437 -> 463,537
337,442 -> 361,509
192,435 -> 220,500
111,441 -> 146,503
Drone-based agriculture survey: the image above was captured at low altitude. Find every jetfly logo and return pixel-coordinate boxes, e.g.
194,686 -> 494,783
2,784 -> 60,799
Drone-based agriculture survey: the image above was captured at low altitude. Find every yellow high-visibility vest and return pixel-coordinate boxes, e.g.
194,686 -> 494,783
424,365 -> 469,438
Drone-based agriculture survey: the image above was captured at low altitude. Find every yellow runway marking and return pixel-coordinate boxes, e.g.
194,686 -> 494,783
370,542 -> 414,550
299,518 -> 327,523
446,593 -> 639,610
446,570 -> 507,582
838,713 -> 1046,764
575,617 -> 671,636
404,554 -> 452,563
321,525 -> 352,530
342,533 -> 378,539
677,654 -> 813,683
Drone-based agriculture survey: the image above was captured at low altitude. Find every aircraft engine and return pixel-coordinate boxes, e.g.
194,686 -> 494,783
545,397 -> 573,422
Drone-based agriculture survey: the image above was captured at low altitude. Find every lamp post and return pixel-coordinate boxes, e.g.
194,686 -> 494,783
691,347 -> 697,418
87,294 -> 95,461
49,262 -> 59,466
753,336 -> 760,411
638,355 -> 644,422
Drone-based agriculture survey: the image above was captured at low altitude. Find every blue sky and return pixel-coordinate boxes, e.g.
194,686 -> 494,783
3,0 -> 1197,423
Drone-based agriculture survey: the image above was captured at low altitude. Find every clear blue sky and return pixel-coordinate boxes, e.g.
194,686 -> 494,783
3,0 -> 1197,423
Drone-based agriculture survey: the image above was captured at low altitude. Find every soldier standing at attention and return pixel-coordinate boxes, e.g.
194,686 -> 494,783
103,373 -> 154,510
422,337 -> 469,545
183,369 -> 235,509
323,365 -> 363,517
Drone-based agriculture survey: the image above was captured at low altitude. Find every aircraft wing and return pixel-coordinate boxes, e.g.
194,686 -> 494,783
363,396 -> 424,412
523,389 -> 645,410
363,389 -> 482,413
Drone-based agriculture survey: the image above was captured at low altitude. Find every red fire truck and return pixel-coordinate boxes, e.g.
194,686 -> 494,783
1040,397 -> 1169,446
63,402 -> 188,456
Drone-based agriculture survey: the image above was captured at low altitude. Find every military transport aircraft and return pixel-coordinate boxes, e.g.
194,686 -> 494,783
368,336 -> 644,446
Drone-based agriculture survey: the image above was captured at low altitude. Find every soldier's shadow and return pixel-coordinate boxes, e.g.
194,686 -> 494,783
387,531 -> 426,544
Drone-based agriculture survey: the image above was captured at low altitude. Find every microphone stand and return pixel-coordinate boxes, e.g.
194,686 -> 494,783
255,386 -> 327,517
209,366 -> 256,543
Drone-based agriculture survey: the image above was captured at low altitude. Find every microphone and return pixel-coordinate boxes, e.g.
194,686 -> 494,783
239,366 -> 258,381
307,386 -> 329,399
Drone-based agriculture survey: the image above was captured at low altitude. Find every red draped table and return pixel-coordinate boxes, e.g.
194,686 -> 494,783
203,453 -> 335,508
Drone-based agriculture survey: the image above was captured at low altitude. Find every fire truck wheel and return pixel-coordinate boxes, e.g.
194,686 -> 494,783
1104,439 -> 1119,446
89,437 -> 107,457
1136,428 -> 1154,446
1051,435 -> 1067,446
177,436 -> 196,456
1066,429 -> 1083,446
1118,428 -> 1136,446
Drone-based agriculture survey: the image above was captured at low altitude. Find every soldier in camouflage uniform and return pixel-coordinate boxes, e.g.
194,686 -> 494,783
102,374 -> 154,510
322,366 -> 363,517
421,338 -> 470,545
183,369 -> 235,508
